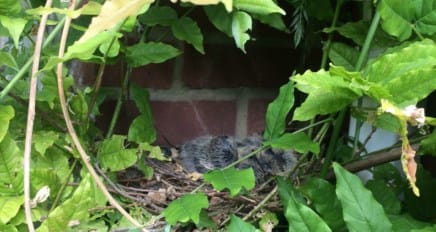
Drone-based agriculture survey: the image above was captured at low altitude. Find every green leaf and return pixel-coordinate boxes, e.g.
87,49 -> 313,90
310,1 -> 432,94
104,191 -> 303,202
98,38 -> 120,57
64,30 -> 119,61
139,142 -> 167,161
0,105 -> 14,142
293,70 -> 362,121
228,215 -> 258,232
0,196 -> 22,224
252,13 -> 288,32
33,131 -> 59,156
328,42 -> 359,71
232,11 -> 252,53
277,178 -> 332,232
171,17 -> 204,54
365,39 -> 436,105
37,174 -> 103,231
389,214 -> 431,232
128,115 -> 157,144
265,132 -> 319,154
378,0 -> 414,41
264,81 -> 294,140
365,179 -> 401,215
204,5 -> 233,37
300,178 -> 347,232
0,135 -> 23,195
420,130 -> 436,155
163,193 -> 209,225
0,51 -> 18,71
378,0 -> 436,41
33,146 -> 70,181
204,167 -> 255,197
0,0 -> 21,15
128,84 -> 156,143
98,135 -> 137,172
139,6 -> 178,26
0,16 -> 27,48
333,163 -> 392,232
125,42 -> 181,68
234,0 -> 285,15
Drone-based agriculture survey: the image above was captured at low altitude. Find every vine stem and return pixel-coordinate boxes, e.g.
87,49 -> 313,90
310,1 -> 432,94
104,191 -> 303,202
55,1 -> 145,230
23,0 -> 52,230
320,9 -> 381,178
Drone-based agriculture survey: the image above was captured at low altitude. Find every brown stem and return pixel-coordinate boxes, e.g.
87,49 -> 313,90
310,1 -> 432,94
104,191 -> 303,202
23,1 -> 53,230
55,0 -> 145,230
326,144 -> 419,179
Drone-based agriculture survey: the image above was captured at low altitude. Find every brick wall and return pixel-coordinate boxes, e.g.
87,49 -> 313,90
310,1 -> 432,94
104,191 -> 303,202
79,39 -> 297,146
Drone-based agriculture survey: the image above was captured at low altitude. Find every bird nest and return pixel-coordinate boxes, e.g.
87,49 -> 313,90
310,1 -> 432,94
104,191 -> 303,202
111,157 -> 286,229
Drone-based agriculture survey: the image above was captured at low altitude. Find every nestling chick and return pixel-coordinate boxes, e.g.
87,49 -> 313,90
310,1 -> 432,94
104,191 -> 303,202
176,135 -> 297,184
178,136 -> 237,173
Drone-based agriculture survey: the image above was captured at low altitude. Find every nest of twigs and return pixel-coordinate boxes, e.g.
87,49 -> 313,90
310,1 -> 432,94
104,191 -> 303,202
110,157 -> 285,230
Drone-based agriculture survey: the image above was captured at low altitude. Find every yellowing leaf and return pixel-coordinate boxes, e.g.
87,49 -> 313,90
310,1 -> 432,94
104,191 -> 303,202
79,0 -> 152,43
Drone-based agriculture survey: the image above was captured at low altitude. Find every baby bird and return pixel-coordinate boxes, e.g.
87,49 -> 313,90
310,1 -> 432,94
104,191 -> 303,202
178,135 -> 238,173
176,135 -> 297,183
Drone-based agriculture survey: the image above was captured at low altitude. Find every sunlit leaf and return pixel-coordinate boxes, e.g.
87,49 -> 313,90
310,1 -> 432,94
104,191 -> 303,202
204,167 -> 255,196
37,174 -> 103,231
333,163 -> 392,232
64,30 -> 119,61
228,215 -> 258,232
293,70 -> 362,121
0,105 -> 14,143
163,193 -> 209,225
98,38 -> 120,57
0,16 -> 27,48
171,17 -> 204,54
232,11 -> 252,53
33,131 -> 59,156
125,42 -> 181,67
0,196 -> 22,224
98,135 -> 137,171
264,81 -> 294,140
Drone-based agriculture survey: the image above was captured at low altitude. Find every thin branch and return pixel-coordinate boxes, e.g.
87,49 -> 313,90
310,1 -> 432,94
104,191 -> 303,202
23,0 -> 53,230
326,144 -> 419,179
243,185 -> 278,221
55,1 -> 146,230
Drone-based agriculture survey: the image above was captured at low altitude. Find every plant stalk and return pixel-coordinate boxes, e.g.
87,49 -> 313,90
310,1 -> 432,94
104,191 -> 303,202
320,9 -> 381,178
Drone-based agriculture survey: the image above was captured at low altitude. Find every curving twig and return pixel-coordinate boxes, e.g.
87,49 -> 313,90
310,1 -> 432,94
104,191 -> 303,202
55,0 -> 146,230
23,0 -> 53,230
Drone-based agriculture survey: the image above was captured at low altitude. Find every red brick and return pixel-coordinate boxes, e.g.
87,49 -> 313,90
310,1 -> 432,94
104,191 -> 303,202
182,44 -> 294,89
151,100 -> 237,145
247,98 -> 273,135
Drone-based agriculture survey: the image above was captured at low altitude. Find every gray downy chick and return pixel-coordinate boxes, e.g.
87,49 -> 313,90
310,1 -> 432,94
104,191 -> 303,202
178,135 -> 238,173
177,135 -> 298,184
236,136 -> 297,183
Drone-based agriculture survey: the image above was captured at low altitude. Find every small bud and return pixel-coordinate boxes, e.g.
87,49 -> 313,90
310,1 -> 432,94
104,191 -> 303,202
31,186 -> 50,208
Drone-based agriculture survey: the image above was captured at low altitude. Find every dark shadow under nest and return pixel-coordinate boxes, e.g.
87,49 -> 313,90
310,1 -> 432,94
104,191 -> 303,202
104,157 -> 288,230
